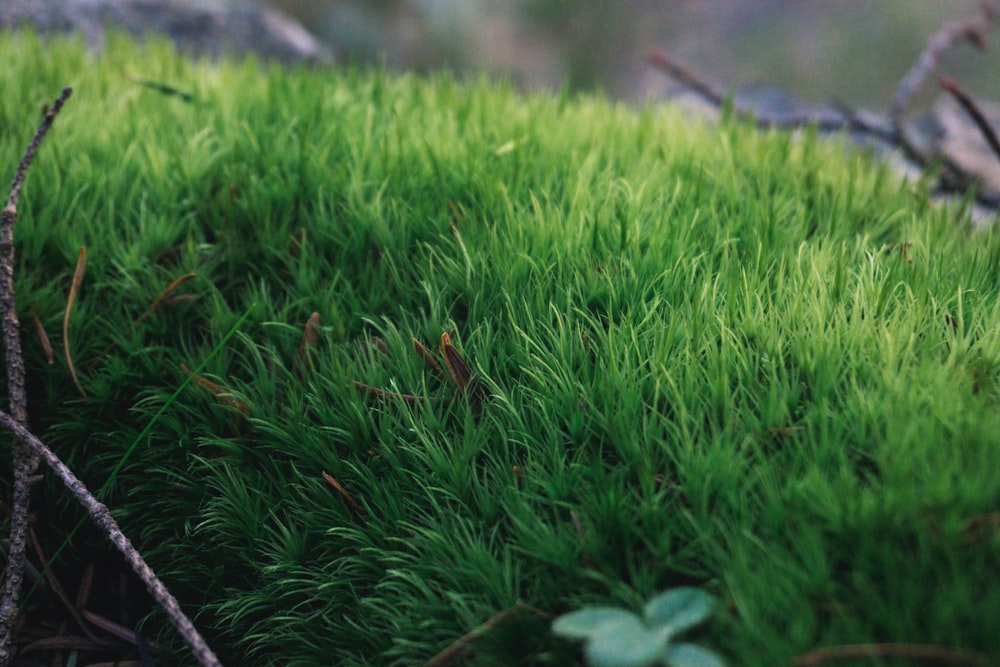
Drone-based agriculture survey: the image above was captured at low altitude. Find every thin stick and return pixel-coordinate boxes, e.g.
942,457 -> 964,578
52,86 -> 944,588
888,1 -> 997,123
793,642 -> 989,666
645,48 -> 727,109
64,246 -> 87,396
0,410 -> 223,667
0,85 -> 72,666
643,48 -> 888,137
939,76 -> 1000,163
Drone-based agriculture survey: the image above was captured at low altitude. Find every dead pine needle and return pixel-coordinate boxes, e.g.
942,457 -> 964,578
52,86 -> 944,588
424,601 -> 548,667
440,331 -> 472,394
63,246 -> 87,397
136,271 -> 198,326
321,471 -> 365,517
413,337 -> 447,381
31,312 -> 54,365
297,311 -> 321,373
440,331 -> 486,413
180,363 -> 250,415
91,272 -> 200,368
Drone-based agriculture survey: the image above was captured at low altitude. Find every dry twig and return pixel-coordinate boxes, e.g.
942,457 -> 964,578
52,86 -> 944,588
0,85 -> 72,666
0,411 -> 222,667
647,3 -> 1000,211
940,75 -> 1000,162
889,1 -> 997,123
644,48 -> 889,137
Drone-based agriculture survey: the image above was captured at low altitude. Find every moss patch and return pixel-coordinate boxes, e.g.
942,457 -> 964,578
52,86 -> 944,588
2,31 -> 1000,666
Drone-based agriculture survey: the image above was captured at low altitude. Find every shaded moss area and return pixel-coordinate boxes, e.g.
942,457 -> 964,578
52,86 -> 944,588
1,31 -> 1000,666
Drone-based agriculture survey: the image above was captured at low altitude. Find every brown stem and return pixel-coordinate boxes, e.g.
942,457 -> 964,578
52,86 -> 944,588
0,410 -> 223,667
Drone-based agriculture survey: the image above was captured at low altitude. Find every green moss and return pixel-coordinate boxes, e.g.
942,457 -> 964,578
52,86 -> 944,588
2,30 -> 1000,666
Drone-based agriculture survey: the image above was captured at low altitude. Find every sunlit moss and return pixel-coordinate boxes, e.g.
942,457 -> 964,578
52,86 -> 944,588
2,31 -> 999,667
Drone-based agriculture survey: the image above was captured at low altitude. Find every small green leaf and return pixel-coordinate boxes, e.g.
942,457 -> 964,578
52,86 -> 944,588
585,614 -> 668,667
665,642 -> 726,667
643,588 -> 713,633
552,608 -> 638,640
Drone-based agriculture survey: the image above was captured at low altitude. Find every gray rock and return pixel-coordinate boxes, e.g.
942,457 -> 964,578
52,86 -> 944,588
0,0 -> 332,64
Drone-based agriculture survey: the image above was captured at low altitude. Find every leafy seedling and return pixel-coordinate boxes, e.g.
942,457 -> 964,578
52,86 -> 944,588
552,588 -> 725,667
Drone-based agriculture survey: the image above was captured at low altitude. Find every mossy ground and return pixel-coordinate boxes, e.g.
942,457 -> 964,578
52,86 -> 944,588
2,31 -> 1000,666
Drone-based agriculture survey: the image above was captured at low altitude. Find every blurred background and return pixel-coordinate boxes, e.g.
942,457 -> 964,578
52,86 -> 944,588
257,0 -> 999,111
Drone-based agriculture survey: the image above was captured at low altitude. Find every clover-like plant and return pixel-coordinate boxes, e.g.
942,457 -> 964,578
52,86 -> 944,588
552,587 -> 725,667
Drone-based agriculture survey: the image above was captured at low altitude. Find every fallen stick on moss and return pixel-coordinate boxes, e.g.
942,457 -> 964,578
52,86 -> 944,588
0,86 -> 220,666
0,410 -> 223,667
0,85 -> 72,666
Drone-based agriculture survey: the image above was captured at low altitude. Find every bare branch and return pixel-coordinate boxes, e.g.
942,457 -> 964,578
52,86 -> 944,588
940,75 -> 1000,163
0,410 -> 223,667
0,85 -> 72,666
644,48 -> 894,140
4,87 -> 72,214
889,2 -> 997,124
